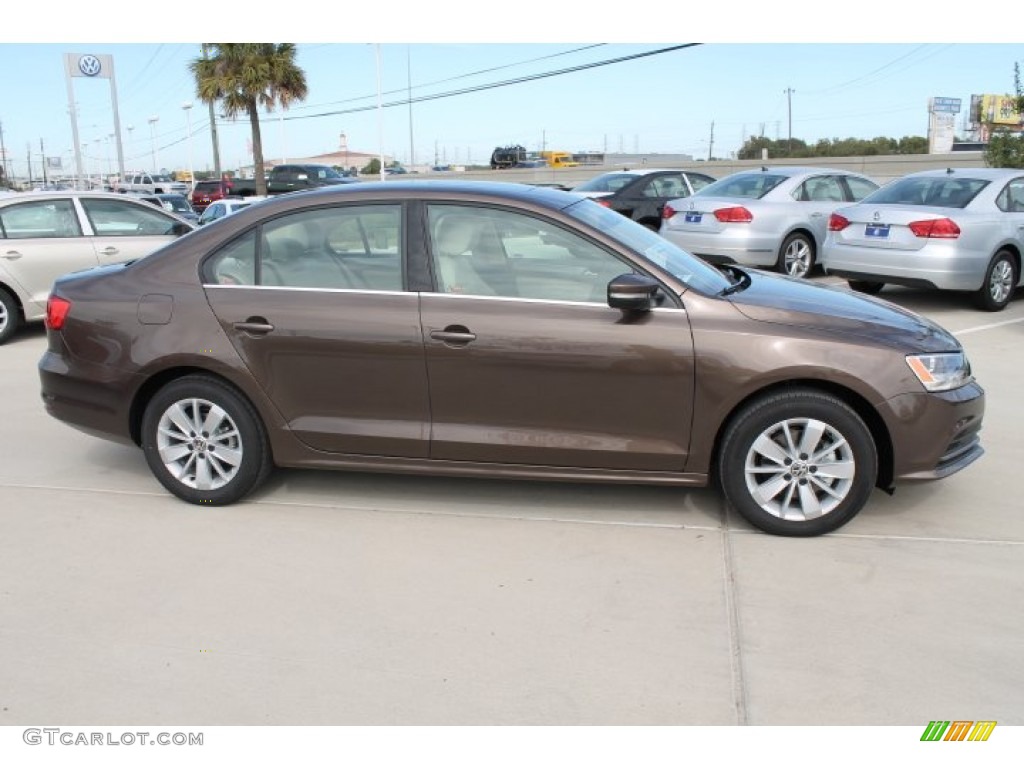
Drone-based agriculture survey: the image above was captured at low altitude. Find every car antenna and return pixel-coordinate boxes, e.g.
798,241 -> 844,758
946,167 -> 955,174
761,166 -> 768,172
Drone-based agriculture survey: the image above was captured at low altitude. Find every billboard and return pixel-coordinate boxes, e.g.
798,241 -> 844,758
978,94 -> 1022,126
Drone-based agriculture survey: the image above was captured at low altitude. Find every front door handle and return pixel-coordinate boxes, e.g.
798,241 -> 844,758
2,251 -> 22,260
233,319 -> 275,336
430,326 -> 477,345
100,247 -> 119,256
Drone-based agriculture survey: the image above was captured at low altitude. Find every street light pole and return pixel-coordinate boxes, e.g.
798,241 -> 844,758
148,115 -> 159,171
182,102 -> 194,190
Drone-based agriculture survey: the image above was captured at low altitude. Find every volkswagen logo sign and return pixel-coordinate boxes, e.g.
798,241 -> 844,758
78,55 -> 102,77
872,211 -> 881,222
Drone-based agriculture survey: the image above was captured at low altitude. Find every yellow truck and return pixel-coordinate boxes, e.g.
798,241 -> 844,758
539,151 -> 579,168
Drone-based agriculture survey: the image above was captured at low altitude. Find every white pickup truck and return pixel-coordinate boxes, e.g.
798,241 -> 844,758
116,172 -> 190,196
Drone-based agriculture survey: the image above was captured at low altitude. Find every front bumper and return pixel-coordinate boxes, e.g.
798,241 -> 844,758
880,381 -> 985,483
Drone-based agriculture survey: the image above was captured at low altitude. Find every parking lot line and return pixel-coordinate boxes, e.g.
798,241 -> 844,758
953,315 -> 1024,335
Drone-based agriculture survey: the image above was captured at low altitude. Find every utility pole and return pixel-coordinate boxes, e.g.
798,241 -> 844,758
202,44 -> 222,178
0,120 -> 9,186
40,138 -> 48,185
784,87 -> 795,154
26,143 -> 33,187
708,121 -> 715,161
406,46 -> 415,171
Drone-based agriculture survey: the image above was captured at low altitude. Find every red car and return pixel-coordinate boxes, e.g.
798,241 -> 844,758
188,179 -> 229,213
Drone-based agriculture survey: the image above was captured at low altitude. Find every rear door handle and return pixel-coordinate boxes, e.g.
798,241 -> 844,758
233,320 -> 275,335
430,327 -> 477,345
3,251 -> 22,260
100,247 -> 119,256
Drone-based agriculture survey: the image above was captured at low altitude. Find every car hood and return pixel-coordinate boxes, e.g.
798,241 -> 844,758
726,269 -> 960,353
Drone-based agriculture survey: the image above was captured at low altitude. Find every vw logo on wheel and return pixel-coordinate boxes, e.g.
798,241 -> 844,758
78,55 -> 102,77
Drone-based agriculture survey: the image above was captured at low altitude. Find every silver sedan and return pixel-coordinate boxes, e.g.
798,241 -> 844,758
659,167 -> 879,278
822,168 -> 1024,311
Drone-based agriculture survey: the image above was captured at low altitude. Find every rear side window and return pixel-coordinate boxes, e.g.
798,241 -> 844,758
0,199 -> 81,239
995,178 -> 1024,212
864,177 -> 989,208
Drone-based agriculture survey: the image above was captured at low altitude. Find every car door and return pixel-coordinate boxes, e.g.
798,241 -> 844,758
795,175 -> 849,245
419,203 -> 695,471
619,173 -> 687,223
77,196 -> 186,265
0,197 -> 99,316
202,202 -> 430,457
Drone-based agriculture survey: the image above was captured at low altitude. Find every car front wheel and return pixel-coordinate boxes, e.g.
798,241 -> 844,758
975,250 -> 1018,311
718,389 -> 877,536
778,233 -> 815,279
141,375 -> 272,505
0,287 -> 20,345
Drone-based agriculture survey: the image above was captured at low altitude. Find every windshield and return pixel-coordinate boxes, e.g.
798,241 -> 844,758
573,173 -> 636,193
696,173 -> 788,199
564,198 -> 731,295
304,166 -> 343,180
152,174 -> 174,183
163,197 -> 192,212
861,176 -> 989,209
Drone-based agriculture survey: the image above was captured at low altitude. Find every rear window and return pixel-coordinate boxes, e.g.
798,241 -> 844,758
695,173 -> 788,200
573,174 -> 637,193
194,181 -> 221,193
863,177 -> 989,209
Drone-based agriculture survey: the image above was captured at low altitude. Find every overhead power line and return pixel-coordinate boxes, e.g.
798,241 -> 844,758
283,44 -> 702,123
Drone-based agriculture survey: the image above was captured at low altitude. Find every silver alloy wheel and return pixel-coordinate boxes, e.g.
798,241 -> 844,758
783,238 -> 812,277
743,417 -> 855,521
156,397 -> 243,491
0,302 -> 7,333
989,258 -> 1013,304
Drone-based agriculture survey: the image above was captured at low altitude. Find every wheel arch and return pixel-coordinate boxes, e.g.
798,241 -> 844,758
710,379 -> 894,491
0,280 -> 25,318
782,226 -> 818,255
992,243 -> 1021,284
128,366 -> 270,451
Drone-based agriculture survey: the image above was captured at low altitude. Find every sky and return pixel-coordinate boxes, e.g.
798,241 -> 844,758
0,4 -> 1021,179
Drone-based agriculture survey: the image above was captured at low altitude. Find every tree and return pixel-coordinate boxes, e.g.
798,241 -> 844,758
362,158 -> 381,176
191,44 -> 308,196
983,63 -> 1024,169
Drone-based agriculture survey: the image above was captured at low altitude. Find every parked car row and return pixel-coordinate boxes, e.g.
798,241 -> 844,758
573,164 -> 1022,311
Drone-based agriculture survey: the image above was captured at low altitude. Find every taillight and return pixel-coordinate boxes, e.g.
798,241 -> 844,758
713,206 -> 753,223
908,218 -> 960,238
828,213 -> 851,231
596,199 -> 612,208
46,296 -> 72,330
662,204 -> 677,220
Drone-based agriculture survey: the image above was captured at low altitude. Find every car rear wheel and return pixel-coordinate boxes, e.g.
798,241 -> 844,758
718,389 -> 877,536
847,280 -> 885,295
0,287 -> 20,345
778,233 -> 815,279
975,250 -> 1018,312
141,375 -> 272,505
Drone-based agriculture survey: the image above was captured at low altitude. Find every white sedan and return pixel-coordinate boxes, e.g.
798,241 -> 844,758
0,190 -> 194,343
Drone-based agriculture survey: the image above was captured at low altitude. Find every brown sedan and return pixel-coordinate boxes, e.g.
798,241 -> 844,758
38,181 -> 985,536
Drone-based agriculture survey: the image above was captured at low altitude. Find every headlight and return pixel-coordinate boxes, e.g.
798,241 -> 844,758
906,352 -> 972,392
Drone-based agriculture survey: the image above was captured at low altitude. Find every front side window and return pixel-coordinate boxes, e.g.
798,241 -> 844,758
80,198 -> 181,236
795,176 -> 845,202
844,176 -> 879,201
0,199 -> 81,239
427,204 -> 633,303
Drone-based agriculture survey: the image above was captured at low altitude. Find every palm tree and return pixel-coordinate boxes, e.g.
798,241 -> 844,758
191,44 -> 308,196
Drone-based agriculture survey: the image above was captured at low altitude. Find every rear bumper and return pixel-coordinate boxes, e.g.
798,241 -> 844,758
660,226 -> 779,267
38,342 -> 139,446
823,242 -> 987,291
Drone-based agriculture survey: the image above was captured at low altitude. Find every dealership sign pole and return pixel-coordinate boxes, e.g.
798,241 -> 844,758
64,53 -> 126,187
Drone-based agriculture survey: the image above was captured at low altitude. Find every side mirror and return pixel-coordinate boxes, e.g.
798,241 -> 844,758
607,273 -> 660,313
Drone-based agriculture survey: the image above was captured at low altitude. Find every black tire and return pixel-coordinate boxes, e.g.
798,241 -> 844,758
847,280 -> 885,295
777,232 -> 815,279
975,250 -> 1018,312
141,375 -> 273,505
718,389 -> 877,537
0,287 -> 21,345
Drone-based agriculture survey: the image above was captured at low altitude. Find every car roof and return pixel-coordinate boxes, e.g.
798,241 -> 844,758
902,167 -> 1022,180
728,166 -> 866,177
0,190 -> 167,204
